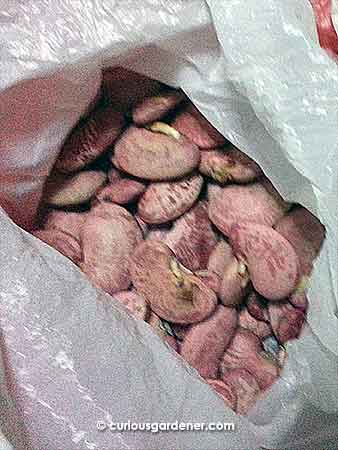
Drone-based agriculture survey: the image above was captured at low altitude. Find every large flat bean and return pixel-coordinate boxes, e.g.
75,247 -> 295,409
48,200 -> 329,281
275,206 -> 325,276
180,305 -> 238,378
131,240 -> 217,324
230,223 -> 300,300
132,90 -> 185,125
163,201 -> 218,271
113,124 -> 200,180
80,206 -> 142,294
138,174 -> 203,224
55,106 -> 125,173
172,104 -> 226,149
208,182 -> 287,237
44,171 -> 107,207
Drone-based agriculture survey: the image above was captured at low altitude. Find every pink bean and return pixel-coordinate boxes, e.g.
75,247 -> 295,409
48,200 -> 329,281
224,146 -> 262,183
80,206 -> 142,294
112,125 -> 200,181
43,210 -> 88,241
238,308 -> 272,340
55,105 -> 125,173
230,223 -> 300,300
84,80 -> 102,116
194,270 -> 221,294
33,229 -> 82,264
112,290 -> 149,321
199,146 -> 261,184
44,171 -> 107,207
288,291 -> 309,312
146,225 -> 171,242
275,206 -> 325,276
132,90 -> 185,125
221,369 -> 261,415
102,67 -> 162,113
108,167 -> 123,183
268,302 -> 305,344
246,291 -> 269,322
180,305 -> 238,379
220,328 -> 280,391
96,178 -> 146,205
208,182 -> 288,237
162,201 -> 218,271
130,240 -> 217,324
134,213 -> 149,237
218,257 -> 249,306
207,182 -> 223,202
260,178 -> 291,211
90,200 -> 138,223
207,240 -> 234,278
138,174 -> 203,224
172,104 -> 226,149
206,379 -> 237,410
207,240 -> 249,304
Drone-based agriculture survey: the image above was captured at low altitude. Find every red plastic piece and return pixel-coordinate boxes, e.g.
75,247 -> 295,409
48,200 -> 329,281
309,0 -> 338,57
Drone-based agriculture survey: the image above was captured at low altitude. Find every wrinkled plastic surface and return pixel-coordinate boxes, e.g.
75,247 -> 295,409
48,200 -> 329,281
0,1 -> 337,449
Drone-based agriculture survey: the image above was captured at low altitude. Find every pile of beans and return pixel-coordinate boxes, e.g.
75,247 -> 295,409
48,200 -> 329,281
34,67 -> 325,415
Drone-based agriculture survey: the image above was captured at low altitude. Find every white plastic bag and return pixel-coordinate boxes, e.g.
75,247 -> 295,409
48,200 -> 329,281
0,1 -> 337,449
